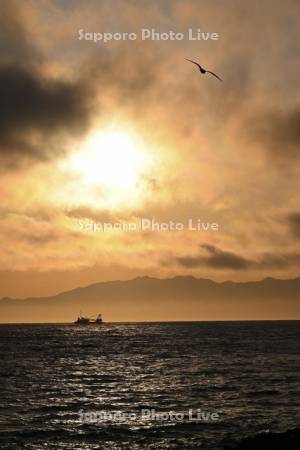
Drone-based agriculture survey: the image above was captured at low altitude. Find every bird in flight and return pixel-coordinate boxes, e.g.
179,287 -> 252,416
185,58 -> 222,81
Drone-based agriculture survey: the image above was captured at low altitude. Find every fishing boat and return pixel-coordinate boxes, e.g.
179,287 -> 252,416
74,313 -> 103,325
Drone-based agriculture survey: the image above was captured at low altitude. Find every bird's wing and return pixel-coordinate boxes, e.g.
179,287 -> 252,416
184,58 -> 202,69
206,70 -> 222,81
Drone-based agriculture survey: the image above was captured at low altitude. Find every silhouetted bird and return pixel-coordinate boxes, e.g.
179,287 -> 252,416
185,58 -> 222,81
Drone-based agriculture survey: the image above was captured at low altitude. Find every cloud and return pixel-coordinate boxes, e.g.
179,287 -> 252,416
176,244 -> 300,271
16,231 -> 59,246
65,207 -> 118,223
0,0 -> 300,284
0,1 -> 39,65
287,212 -> 300,238
0,65 -> 93,167
245,106 -> 300,162
176,244 -> 252,270
259,252 -> 300,268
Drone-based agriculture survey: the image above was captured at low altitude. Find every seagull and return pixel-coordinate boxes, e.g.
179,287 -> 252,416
185,58 -> 222,81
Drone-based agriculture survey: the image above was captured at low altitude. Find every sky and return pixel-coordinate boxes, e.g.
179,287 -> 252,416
0,0 -> 300,298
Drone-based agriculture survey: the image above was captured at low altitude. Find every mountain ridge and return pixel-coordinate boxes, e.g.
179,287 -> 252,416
2,274 -> 300,302
1,275 -> 299,322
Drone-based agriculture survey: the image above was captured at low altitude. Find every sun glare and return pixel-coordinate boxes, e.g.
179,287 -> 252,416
59,127 -> 154,208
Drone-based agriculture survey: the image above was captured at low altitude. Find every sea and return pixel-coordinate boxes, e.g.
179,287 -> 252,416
0,321 -> 299,449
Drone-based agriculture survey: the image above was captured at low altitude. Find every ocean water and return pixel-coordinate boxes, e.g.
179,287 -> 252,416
0,321 -> 299,449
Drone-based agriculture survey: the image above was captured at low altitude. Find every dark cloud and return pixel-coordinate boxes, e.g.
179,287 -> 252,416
177,244 -> 251,270
176,244 -> 300,270
259,252 -> 300,268
0,65 -> 93,167
287,212 -> 300,238
246,106 -> 300,161
201,244 -> 251,269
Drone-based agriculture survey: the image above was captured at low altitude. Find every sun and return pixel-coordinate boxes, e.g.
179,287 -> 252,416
69,129 -> 145,190
59,127 -> 154,208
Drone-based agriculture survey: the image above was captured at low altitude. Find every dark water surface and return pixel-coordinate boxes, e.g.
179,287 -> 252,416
0,321 -> 299,449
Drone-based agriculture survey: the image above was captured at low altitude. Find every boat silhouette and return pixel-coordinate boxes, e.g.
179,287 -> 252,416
74,312 -> 103,325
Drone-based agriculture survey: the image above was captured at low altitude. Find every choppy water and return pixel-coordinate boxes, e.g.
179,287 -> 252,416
0,321 -> 299,449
